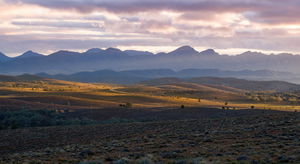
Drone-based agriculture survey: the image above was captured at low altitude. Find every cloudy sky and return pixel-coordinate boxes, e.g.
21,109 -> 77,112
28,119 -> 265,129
1,0 -> 300,56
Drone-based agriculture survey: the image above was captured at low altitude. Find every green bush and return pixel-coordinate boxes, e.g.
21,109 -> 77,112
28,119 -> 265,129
0,109 -> 97,130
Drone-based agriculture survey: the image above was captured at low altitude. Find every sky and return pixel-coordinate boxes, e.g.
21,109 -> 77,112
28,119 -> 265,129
1,0 -> 300,57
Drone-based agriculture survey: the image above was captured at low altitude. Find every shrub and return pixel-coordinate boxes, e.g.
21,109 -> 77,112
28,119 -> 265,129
79,160 -> 103,164
0,109 -> 97,130
136,157 -> 154,164
126,102 -> 132,108
119,103 -> 133,108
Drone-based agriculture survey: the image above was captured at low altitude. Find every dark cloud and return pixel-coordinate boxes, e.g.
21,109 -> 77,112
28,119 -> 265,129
6,0 -> 255,13
1,0 -> 262,14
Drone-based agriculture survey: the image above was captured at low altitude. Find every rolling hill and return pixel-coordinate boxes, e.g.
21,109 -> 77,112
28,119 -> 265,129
142,77 -> 300,92
36,68 -> 298,84
1,74 -> 300,113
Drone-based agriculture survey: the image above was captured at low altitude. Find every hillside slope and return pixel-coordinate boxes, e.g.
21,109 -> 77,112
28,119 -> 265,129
142,77 -> 300,92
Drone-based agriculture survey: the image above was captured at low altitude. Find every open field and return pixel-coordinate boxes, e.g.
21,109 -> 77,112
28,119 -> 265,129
1,76 -> 300,163
1,76 -> 300,113
0,112 -> 299,163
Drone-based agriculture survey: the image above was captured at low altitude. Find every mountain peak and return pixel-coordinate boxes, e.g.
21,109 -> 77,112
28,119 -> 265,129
169,46 -> 199,55
103,47 -> 127,56
177,45 -> 195,51
124,50 -> 154,56
200,49 -> 219,55
49,50 -> 81,57
85,48 -> 104,54
16,51 -> 43,59
23,50 -> 35,55
240,51 -> 265,56
106,47 -> 122,52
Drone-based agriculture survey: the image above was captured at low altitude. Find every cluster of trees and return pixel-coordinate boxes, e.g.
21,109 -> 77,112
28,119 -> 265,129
0,109 -> 97,130
119,102 -> 133,108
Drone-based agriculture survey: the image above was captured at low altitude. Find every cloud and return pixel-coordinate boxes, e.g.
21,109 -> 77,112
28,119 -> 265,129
5,0 -> 300,24
1,0 -> 300,56
11,20 -> 105,30
4,0 -> 259,13
0,33 -> 170,55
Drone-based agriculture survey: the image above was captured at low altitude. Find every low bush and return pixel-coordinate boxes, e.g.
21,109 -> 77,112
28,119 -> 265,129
0,109 -> 97,130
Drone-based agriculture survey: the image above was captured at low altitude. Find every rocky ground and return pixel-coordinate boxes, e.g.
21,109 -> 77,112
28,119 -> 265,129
0,112 -> 299,163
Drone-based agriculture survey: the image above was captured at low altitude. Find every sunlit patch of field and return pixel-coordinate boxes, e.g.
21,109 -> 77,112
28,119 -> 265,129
0,79 -> 300,112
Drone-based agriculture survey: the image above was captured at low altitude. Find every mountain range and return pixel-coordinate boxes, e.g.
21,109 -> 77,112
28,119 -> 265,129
1,46 -> 300,81
36,68 -> 299,84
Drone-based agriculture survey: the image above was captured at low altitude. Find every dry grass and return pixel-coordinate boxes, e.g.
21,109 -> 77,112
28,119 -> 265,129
1,79 -> 300,111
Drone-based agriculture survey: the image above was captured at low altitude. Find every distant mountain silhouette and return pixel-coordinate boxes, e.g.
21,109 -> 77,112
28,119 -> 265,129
168,46 -> 199,55
102,48 -> 126,56
240,51 -> 265,56
124,50 -> 154,56
15,51 -> 44,59
37,70 -> 149,84
199,49 -> 219,55
84,48 -> 104,55
48,50 -> 81,57
1,46 -> 300,79
36,68 -> 298,84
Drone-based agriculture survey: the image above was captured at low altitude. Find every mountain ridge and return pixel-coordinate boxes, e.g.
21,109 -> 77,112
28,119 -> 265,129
168,45 -> 199,55
36,68 -> 299,84
15,51 -> 44,59
4,46 -> 300,58
2,46 -> 300,76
